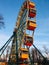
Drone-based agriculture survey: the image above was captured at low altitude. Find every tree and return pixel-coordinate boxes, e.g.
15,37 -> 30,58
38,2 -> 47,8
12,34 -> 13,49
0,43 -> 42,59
0,14 -> 5,29
43,45 -> 49,60
43,45 -> 49,55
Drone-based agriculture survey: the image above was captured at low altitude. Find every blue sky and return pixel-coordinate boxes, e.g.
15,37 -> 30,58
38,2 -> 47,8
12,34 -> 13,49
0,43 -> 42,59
0,0 -> 49,56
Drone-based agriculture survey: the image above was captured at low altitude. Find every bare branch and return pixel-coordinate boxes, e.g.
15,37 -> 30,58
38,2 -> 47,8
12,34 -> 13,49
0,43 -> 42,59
0,14 -> 5,29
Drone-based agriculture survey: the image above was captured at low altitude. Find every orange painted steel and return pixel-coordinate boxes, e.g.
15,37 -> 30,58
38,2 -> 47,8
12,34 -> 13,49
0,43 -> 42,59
19,48 -> 29,60
0,62 -> 8,65
20,64 -> 28,65
24,1 -> 35,9
28,8 -> 36,18
27,20 -> 37,31
24,35 -> 33,46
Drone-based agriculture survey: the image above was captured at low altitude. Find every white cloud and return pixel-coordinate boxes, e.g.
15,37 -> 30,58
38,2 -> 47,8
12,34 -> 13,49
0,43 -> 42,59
0,33 -> 49,57
33,40 -> 49,49
0,33 -> 10,48
34,32 -> 49,37
29,40 -> 49,57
